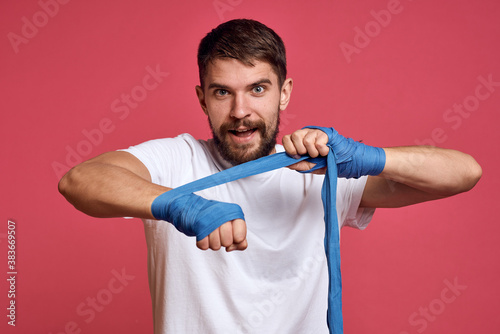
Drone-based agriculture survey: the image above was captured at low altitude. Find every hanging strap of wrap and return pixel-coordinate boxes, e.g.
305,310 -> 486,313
151,126 -> 386,334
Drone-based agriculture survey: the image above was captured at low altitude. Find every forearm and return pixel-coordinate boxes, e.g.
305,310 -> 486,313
58,161 -> 169,219
283,127 -> 482,208
380,146 -> 482,196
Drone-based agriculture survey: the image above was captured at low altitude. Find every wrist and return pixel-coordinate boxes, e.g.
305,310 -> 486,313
303,125 -> 386,178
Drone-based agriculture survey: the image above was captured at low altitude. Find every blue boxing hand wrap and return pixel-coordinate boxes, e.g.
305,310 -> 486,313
304,126 -> 386,178
149,125 -> 386,334
150,152 -> 313,242
151,192 -> 244,241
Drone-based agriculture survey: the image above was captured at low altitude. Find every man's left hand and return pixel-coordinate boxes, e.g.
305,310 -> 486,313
282,128 -> 329,174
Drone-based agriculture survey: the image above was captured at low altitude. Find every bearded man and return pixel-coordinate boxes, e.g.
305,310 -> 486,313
59,19 -> 481,334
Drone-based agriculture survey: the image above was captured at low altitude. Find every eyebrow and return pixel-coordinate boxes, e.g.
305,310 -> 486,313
207,78 -> 273,90
248,79 -> 272,87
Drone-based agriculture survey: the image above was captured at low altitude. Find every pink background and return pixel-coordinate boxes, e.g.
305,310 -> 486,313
1,0 -> 499,333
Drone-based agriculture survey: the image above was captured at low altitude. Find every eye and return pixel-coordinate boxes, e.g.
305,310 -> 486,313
215,89 -> 229,96
252,86 -> 265,94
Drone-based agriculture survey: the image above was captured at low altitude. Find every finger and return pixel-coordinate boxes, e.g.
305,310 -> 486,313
290,130 -> 308,155
287,160 -> 317,172
235,239 -> 248,251
303,131 -> 320,158
196,236 -> 209,251
282,135 -> 298,157
315,131 -> 330,156
208,229 -> 221,250
227,238 -> 248,252
317,144 -> 330,156
219,221 -> 233,247
226,219 -> 247,252
231,219 -> 246,244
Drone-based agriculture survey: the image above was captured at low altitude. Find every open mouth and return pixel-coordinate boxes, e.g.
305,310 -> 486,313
228,128 -> 257,138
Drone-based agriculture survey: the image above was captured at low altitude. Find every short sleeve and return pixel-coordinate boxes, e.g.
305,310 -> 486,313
337,175 -> 375,230
118,134 -> 197,188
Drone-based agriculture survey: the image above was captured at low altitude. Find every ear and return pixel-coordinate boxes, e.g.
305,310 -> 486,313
279,78 -> 293,111
195,85 -> 208,115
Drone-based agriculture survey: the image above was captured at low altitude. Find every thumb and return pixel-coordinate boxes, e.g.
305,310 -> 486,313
287,160 -> 318,172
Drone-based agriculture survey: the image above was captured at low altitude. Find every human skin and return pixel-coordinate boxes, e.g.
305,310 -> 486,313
194,58 -> 293,250
58,58 -> 293,252
282,128 -> 482,208
195,58 -> 292,165
59,57 -> 482,252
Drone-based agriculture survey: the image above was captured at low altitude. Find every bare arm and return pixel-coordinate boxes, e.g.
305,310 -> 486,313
282,129 -> 482,208
58,151 -> 167,219
58,151 -> 247,251
360,146 -> 482,208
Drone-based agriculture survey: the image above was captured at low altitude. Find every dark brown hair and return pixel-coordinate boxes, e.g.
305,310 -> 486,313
197,19 -> 287,88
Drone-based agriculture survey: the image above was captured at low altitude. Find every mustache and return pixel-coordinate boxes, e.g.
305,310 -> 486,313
219,119 -> 267,134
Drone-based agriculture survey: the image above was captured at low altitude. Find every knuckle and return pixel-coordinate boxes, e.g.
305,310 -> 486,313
197,243 -> 208,251
233,229 -> 246,244
318,145 -> 330,155
233,232 -> 244,243
303,136 -> 314,146
290,131 -> 302,141
221,237 -> 232,247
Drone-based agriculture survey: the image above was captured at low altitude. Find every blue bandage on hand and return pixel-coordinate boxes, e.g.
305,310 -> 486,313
151,191 -> 245,241
304,126 -> 386,178
146,125 -> 374,333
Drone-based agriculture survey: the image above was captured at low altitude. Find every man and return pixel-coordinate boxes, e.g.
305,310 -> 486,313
58,19 -> 481,333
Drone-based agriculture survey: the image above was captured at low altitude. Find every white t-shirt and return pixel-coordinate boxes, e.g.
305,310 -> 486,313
122,133 -> 375,334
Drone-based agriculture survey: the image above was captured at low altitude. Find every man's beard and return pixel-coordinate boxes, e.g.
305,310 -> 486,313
210,111 -> 280,166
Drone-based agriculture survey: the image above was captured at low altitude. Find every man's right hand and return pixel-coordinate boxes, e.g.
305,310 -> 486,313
196,219 -> 247,252
59,150 -> 249,252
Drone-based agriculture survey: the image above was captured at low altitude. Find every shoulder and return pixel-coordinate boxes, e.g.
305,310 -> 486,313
122,133 -> 208,159
119,133 -> 216,186
130,133 -> 202,149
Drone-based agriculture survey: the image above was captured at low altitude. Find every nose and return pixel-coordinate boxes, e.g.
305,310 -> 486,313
230,93 -> 251,119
